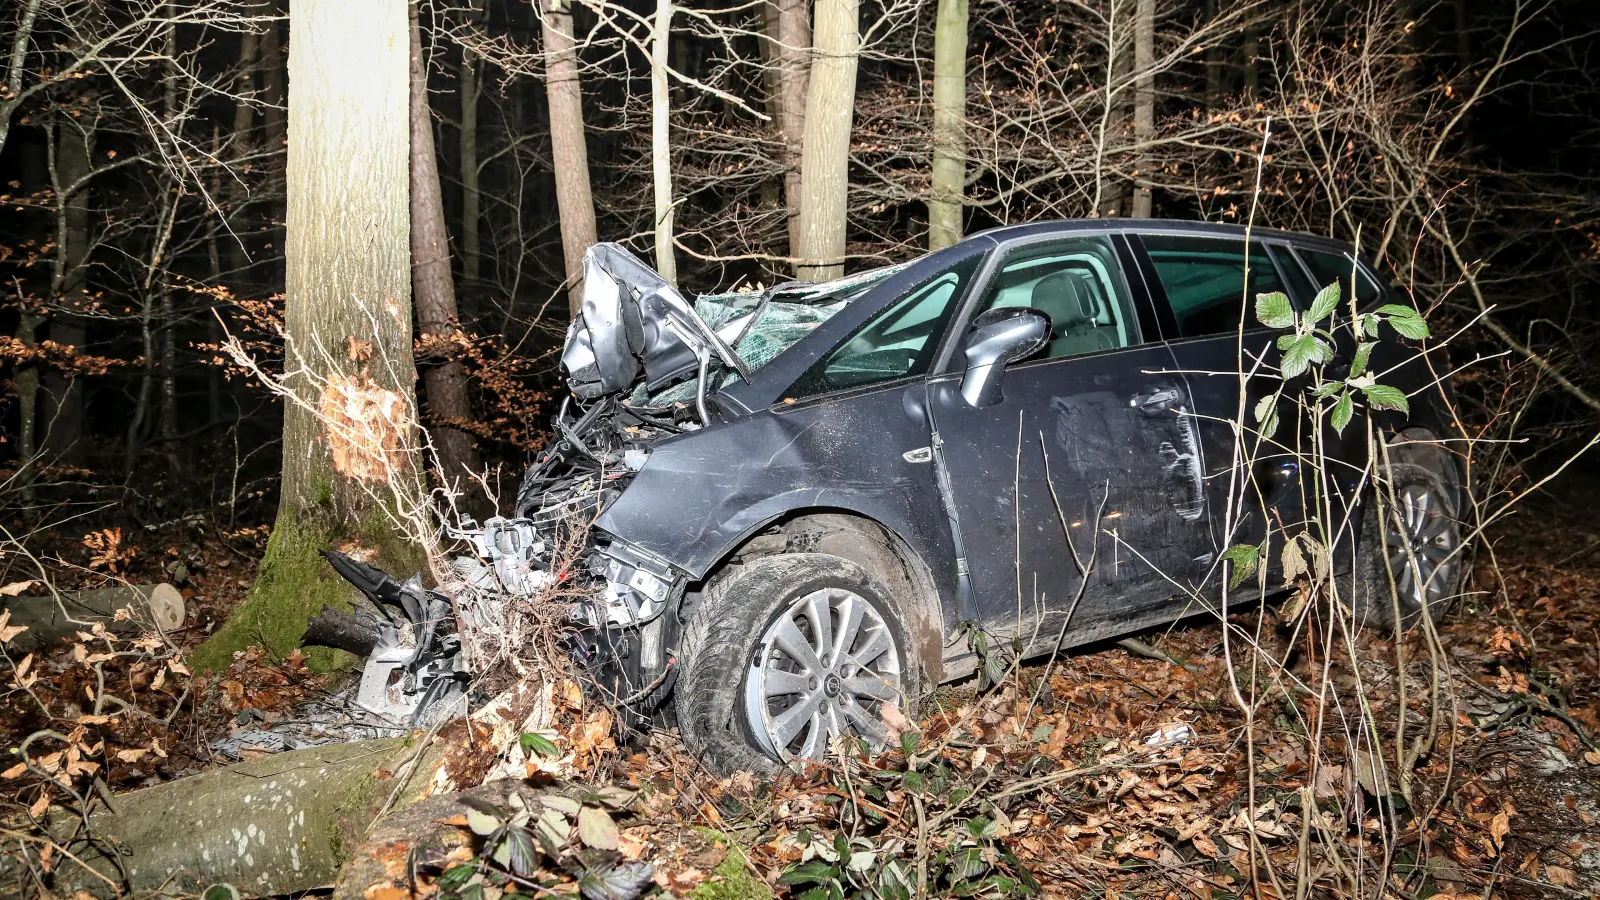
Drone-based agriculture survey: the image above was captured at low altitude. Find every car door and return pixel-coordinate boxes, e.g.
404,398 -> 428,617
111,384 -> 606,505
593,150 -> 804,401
1130,233 -> 1313,582
925,233 -> 1214,653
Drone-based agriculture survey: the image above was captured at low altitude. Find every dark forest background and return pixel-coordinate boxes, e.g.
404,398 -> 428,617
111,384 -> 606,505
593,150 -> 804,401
2,0 -> 1598,529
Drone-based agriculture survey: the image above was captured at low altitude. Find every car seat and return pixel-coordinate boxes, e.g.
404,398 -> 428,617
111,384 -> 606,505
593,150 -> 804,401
1030,270 -> 1116,358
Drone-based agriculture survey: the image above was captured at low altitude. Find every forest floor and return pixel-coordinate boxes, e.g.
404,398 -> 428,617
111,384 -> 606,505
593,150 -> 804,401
3,478 -> 1598,899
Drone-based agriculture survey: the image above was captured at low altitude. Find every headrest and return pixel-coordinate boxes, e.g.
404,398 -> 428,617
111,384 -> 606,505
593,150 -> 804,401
1030,270 -> 1099,331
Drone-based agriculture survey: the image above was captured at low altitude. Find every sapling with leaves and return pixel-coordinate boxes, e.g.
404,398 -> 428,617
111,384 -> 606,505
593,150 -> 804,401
1221,277 -> 1432,591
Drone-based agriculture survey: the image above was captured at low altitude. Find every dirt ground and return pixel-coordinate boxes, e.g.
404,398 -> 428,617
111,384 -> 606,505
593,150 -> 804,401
3,476 -> 1598,899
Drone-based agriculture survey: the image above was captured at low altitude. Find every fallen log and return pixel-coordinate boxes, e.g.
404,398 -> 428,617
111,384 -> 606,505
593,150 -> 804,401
2,583 -> 187,650
11,736 -> 447,898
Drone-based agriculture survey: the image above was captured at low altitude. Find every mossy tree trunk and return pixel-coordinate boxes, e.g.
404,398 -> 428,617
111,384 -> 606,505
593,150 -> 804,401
193,0 -> 423,673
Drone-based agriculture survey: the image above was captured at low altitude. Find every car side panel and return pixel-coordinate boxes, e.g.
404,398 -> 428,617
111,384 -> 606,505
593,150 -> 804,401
591,382 -> 961,627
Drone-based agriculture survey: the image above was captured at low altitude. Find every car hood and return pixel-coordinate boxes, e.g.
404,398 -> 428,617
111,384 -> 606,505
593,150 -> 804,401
560,243 -> 902,407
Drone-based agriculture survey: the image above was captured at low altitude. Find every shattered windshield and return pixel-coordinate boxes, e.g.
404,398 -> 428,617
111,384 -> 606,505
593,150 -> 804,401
787,253 -> 980,398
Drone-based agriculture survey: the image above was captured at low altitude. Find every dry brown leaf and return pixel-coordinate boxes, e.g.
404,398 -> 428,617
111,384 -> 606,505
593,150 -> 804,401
1,762 -> 26,779
29,794 -> 48,817
115,748 -> 149,763
0,580 -> 36,597
0,610 -> 29,643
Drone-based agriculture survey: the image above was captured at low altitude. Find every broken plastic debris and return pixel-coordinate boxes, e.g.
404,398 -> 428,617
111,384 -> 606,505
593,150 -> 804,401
1143,722 -> 1196,748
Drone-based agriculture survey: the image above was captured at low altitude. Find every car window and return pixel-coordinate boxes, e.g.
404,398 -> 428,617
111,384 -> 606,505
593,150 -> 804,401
1296,247 -> 1383,308
1143,235 -> 1287,338
971,237 -> 1139,361
788,255 -> 980,397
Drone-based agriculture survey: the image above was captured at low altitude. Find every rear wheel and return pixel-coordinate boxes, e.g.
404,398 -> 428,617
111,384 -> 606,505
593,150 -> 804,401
1354,461 -> 1464,631
675,553 -> 920,775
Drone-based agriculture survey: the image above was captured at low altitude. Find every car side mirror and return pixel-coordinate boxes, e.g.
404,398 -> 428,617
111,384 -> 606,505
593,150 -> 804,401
960,307 -> 1049,407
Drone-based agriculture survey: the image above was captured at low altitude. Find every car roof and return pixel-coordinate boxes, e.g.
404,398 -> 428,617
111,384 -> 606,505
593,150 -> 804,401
968,218 -> 1360,255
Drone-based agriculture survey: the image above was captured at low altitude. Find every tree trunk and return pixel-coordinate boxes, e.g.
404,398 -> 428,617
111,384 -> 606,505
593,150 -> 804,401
1203,0 -> 1221,107
410,2 -> 482,491
650,0 -> 677,284
1129,0 -> 1154,218
773,0 -> 809,269
41,114 -> 93,468
542,0 -> 599,316
459,43 -> 481,282
20,739 -> 444,898
261,2 -> 286,151
192,0 -> 423,673
795,0 -> 859,281
1096,0 -> 1129,218
227,18 -> 262,277
927,0 -> 967,250
3,583 -> 187,651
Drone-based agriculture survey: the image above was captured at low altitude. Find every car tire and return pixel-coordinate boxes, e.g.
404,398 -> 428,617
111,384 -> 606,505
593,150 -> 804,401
675,552 -> 921,776
1353,460 -> 1465,631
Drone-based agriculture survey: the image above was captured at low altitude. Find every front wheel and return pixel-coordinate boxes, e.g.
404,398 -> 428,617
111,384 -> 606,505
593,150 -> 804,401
674,553 -> 920,775
1353,461 -> 1465,631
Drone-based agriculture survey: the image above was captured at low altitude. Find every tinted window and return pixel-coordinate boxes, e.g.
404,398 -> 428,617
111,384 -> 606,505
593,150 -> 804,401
1297,248 -> 1382,308
789,255 -> 979,397
1143,235 -> 1287,338
972,237 -> 1138,360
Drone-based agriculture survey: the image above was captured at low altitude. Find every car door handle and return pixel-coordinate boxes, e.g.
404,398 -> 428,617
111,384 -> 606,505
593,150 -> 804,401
1130,388 -> 1181,413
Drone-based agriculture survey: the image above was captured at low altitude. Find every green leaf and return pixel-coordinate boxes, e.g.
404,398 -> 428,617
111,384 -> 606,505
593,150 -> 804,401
951,846 -> 988,881
519,732 -> 559,758
436,865 -> 477,891
903,770 -> 926,793
576,860 -> 655,900
1252,393 -> 1275,424
1330,389 -> 1354,436
779,860 -> 840,887
1308,281 -> 1341,324
577,805 -> 620,851
1361,383 -> 1410,414
1222,543 -> 1260,591
1280,334 -> 1331,380
465,809 -> 501,837
900,730 -> 919,757
1254,291 -> 1295,329
1350,342 -> 1374,378
544,795 -> 582,817
1376,304 -> 1430,340
1312,379 -> 1344,399
1362,313 -> 1382,338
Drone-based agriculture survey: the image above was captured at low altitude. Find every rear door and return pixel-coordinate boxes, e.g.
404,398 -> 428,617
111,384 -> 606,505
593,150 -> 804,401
926,233 -> 1214,651
1129,233 -> 1312,580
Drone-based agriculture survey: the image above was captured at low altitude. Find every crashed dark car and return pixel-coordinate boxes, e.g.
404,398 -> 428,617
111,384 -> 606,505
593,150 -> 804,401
510,220 -> 1466,774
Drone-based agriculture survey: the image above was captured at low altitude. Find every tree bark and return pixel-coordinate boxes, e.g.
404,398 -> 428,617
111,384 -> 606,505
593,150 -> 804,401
192,0 -> 423,673
795,0 -> 859,281
261,2 -> 286,151
2,583 -> 187,650
650,0 -> 677,284
21,739 -> 444,898
227,17 -> 262,277
1129,0 -> 1154,218
542,0 -> 599,316
459,42 -> 481,282
927,0 -> 967,250
40,113 -> 93,469
773,0 -> 809,269
410,2 -> 482,491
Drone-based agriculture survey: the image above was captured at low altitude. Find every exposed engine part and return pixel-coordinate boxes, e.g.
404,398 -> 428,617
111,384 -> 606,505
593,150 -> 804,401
318,551 -> 468,727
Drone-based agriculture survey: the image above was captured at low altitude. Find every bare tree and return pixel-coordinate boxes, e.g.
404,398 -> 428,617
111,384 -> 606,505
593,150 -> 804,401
927,0 -> 968,249
650,0 -> 678,283
1129,0 -> 1154,218
411,0 -> 483,489
771,0 -> 810,264
541,0 -> 599,315
194,0 -> 422,669
796,0 -> 860,279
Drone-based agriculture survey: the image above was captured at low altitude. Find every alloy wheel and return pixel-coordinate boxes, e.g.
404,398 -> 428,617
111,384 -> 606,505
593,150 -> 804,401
1381,483 -> 1459,619
744,587 -> 904,763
